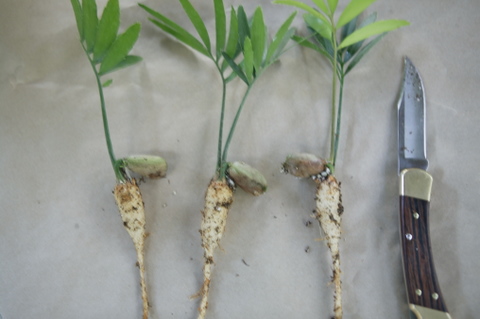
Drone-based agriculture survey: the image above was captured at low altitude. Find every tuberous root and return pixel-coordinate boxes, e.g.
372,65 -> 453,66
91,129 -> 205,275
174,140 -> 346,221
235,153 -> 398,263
196,179 -> 234,319
113,179 -> 150,319
314,175 -> 343,319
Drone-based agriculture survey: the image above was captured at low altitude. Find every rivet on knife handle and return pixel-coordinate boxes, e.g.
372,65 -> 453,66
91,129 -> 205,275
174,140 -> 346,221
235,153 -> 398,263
399,168 -> 452,319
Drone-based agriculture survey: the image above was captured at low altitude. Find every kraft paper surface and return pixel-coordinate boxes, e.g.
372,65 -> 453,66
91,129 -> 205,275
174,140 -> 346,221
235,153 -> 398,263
1,1 -> 479,318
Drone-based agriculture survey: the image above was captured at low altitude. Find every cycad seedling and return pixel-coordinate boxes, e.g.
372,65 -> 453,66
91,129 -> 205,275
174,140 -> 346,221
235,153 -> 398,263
70,1 -> 167,318
274,0 -> 409,318
140,1 -> 295,318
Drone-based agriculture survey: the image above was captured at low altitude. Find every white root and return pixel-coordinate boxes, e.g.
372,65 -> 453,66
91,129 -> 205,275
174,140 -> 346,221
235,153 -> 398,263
113,179 -> 149,319
314,175 -> 343,319
197,179 -> 234,319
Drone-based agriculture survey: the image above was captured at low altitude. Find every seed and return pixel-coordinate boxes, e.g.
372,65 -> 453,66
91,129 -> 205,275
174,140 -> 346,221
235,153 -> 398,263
227,161 -> 267,196
123,155 -> 167,179
282,153 -> 327,178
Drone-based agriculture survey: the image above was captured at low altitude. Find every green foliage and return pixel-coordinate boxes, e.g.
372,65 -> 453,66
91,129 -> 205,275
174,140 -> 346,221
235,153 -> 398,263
326,0 -> 339,13
70,0 -> 84,40
70,0 -> 143,182
304,13 -> 332,40
99,23 -> 141,75
93,0 -> 120,62
71,0 -> 142,78
265,12 -> 296,63
337,0 -> 377,27
275,0 -> 409,77
82,0 -> 98,52
339,19 -> 409,49
224,8 -> 239,62
225,5 -> 296,85
236,6 -> 250,49
213,0 -> 226,58
140,1 -> 296,86
226,6 -> 296,85
140,0 -> 296,178
179,0 -> 211,51
274,0 -> 409,168
274,0 -> 330,25
251,8 -> 266,72
102,79 -> 113,87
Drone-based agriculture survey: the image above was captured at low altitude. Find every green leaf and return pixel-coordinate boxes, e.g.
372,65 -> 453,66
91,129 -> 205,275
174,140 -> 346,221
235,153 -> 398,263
224,70 -> 239,83
345,34 -> 383,74
102,55 -> 142,75
222,52 -> 249,85
82,0 -> 98,52
292,35 -> 332,61
326,0 -> 338,13
70,0 -> 84,40
150,18 -> 209,57
251,7 -> 266,71
214,0 -> 226,57
339,16 -> 358,62
310,0 -> 329,14
224,7 -> 239,58
179,0 -> 211,53
102,79 -> 113,87
237,6 -> 250,50
337,0 -> 376,28
358,11 -> 378,31
273,0 -> 330,26
269,28 -> 295,63
339,19 -> 409,49
313,31 -> 334,57
139,4 -> 210,57
99,23 -> 141,75
345,12 -> 377,57
265,11 -> 296,64
304,13 -> 332,40
340,16 -> 358,42
93,0 -> 120,62
243,37 -> 254,82
303,14 -> 335,58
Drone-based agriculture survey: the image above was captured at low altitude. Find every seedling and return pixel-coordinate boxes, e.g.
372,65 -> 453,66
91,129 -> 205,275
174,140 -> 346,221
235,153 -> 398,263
70,0 -> 167,318
274,0 -> 409,317
140,1 -> 295,318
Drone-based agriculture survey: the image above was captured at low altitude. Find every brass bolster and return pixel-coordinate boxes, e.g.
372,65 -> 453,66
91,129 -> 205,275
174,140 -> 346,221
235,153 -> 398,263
399,168 -> 433,202
409,304 -> 452,319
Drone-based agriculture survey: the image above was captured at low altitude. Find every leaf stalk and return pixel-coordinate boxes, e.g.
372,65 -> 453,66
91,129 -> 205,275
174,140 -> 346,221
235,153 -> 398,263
83,44 -> 125,182
219,82 -> 254,179
329,21 -> 338,168
333,72 -> 345,166
215,66 -> 228,177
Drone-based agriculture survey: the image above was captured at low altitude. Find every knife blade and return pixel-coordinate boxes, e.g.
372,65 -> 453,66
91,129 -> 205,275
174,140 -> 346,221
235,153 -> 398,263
397,57 -> 452,319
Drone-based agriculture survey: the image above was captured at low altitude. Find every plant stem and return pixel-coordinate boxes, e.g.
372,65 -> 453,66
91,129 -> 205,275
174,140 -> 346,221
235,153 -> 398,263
333,72 -> 345,166
220,83 -> 254,178
216,65 -> 228,178
83,45 -> 125,182
328,23 -> 339,169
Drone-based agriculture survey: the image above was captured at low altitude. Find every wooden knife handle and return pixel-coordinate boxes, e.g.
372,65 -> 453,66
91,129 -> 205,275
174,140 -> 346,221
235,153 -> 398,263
400,195 -> 447,311
399,169 -> 452,318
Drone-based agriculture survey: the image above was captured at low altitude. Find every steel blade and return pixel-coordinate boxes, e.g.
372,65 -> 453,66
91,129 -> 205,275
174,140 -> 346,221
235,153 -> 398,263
398,57 -> 428,173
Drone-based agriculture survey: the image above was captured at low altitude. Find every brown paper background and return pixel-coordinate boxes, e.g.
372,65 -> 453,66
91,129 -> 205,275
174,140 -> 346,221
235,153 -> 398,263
1,0 -> 479,318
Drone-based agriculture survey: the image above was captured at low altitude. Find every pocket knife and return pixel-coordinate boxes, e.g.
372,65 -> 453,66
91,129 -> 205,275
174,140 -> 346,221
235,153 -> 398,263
397,57 -> 452,319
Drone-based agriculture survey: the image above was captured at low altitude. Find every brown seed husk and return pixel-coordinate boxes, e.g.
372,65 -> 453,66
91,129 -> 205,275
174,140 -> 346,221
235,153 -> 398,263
197,179 -> 234,319
113,179 -> 149,319
282,153 -> 327,178
227,161 -> 267,196
314,175 -> 343,319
